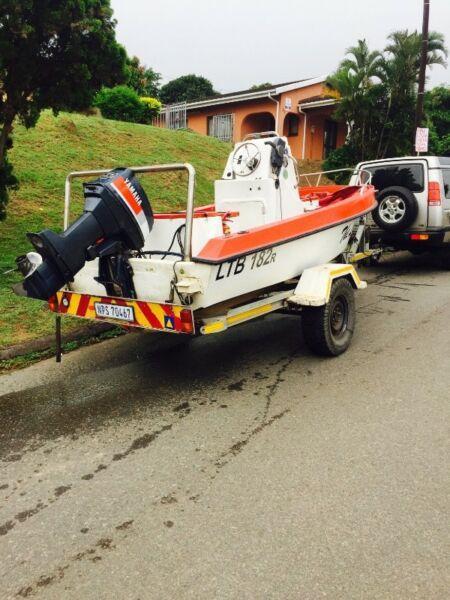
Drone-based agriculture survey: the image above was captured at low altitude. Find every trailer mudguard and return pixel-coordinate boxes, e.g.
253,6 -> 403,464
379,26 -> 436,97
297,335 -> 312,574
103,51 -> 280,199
288,263 -> 366,307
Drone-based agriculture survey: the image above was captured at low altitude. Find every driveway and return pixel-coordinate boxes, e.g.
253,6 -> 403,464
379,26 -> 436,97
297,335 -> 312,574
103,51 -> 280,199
0,253 -> 449,599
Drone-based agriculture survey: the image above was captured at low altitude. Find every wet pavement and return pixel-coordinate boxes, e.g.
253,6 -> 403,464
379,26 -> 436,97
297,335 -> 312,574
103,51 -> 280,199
0,253 -> 449,599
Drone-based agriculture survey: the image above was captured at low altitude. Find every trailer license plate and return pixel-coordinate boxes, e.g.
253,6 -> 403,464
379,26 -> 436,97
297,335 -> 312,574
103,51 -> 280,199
94,302 -> 134,322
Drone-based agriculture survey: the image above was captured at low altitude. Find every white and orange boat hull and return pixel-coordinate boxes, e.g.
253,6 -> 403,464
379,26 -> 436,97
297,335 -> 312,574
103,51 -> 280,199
69,135 -> 376,312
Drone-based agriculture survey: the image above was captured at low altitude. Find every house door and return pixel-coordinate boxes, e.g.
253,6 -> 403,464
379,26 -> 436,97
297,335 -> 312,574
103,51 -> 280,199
323,119 -> 338,158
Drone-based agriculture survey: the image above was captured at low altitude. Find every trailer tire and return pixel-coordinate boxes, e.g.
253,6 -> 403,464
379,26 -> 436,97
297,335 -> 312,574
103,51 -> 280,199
301,278 -> 355,357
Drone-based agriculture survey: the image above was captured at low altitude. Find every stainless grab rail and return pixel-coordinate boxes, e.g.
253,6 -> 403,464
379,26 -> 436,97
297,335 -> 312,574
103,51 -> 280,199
298,167 -> 373,189
63,163 -> 196,261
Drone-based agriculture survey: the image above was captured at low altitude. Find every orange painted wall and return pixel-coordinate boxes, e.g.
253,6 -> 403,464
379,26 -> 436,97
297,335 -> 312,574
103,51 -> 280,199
188,97 -> 277,140
186,83 -> 347,161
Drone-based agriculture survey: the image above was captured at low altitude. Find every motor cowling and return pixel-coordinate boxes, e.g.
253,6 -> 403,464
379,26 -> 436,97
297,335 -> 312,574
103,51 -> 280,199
14,168 -> 153,301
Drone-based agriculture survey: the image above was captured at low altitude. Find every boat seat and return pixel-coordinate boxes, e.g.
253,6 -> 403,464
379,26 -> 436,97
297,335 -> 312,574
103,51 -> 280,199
215,179 -> 280,231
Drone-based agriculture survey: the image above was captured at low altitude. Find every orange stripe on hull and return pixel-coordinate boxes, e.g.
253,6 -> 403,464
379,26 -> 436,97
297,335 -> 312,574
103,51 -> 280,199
194,186 -> 376,263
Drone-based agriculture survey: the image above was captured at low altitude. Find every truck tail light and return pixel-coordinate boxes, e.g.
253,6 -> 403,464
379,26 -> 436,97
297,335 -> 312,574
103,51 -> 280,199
410,234 -> 429,241
428,182 -> 441,206
180,309 -> 194,334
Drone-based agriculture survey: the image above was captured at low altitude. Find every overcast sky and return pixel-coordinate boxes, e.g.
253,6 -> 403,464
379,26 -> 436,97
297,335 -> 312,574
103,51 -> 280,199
111,0 -> 449,92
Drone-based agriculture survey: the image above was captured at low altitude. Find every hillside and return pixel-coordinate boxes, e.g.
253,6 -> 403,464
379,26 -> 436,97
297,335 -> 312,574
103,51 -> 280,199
0,111 -> 231,350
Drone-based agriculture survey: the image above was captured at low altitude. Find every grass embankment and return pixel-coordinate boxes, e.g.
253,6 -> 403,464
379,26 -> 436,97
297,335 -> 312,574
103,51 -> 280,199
0,111 -> 231,351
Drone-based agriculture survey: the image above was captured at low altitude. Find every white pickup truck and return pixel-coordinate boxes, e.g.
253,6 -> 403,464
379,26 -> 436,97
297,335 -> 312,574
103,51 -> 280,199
351,156 -> 450,264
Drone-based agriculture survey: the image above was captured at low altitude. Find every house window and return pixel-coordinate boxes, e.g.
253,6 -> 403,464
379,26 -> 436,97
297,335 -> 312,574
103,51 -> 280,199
285,113 -> 299,137
207,114 -> 234,142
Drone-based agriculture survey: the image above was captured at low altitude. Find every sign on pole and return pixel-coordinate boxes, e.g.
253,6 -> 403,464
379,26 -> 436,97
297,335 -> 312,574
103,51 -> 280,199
415,127 -> 429,153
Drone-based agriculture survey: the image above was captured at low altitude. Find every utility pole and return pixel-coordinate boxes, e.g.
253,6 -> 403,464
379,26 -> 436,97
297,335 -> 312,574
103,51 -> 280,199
415,0 -> 430,130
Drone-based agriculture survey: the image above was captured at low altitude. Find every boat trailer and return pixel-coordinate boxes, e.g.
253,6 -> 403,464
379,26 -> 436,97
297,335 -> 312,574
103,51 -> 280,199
13,133 -> 376,361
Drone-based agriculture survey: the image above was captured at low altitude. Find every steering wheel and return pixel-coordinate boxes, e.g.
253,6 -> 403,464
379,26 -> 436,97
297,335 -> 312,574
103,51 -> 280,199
232,143 -> 261,177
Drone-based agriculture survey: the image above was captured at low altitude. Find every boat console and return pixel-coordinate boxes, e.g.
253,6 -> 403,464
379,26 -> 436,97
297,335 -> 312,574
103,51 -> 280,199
215,134 -> 304,232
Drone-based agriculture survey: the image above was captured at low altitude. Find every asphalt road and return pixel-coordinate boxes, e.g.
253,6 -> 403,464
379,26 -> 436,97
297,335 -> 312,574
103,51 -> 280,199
1,253 -> 449,600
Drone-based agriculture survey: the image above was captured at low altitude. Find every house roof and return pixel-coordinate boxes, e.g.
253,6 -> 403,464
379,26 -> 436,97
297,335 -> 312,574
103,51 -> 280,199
298,94 -> 330,103
299,94 -> 338,110
182,76 -> 326,111
298,88 -> 339,109
208,79 -> 309,100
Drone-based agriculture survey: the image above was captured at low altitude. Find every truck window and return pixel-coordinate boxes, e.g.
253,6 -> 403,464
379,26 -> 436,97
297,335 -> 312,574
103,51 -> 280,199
442,170 -> 450,199
366,164 -> 425,192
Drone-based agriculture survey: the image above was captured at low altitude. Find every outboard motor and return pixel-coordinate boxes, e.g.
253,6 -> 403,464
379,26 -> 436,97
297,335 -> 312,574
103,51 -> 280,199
14,168 -> 153,301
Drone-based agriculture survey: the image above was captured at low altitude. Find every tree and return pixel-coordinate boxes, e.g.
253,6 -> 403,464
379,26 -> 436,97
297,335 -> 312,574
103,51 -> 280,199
425,86 -> 450,156
0,0 -> 126,219
327,39 -> 384,161
0,150 -> 17,221
125,55 -> 161,97
159,74 -> 216,104
324,30 -> 447,175
378,30 -> 447,157
250,83 -> 273,90
140,67 -> 161,98
339,39 -> 383,87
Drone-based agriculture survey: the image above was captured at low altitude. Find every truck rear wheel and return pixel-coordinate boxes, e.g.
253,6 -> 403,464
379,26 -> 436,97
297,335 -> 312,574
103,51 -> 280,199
372,186 -> 418,232
301,278 -> 355,356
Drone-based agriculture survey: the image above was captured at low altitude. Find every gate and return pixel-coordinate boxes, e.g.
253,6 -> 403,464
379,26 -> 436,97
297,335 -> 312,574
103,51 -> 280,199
166,102 -> 187,129
210,114 -> 234,142
152,102 -> 187,130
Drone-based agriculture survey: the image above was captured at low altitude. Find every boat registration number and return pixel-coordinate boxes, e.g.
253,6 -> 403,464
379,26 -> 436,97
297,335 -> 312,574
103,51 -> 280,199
216,247 -> 277,280
94,302 -> 135,322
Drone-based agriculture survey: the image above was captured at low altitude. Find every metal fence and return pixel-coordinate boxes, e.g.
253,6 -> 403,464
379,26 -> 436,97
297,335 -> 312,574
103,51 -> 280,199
152,104 -> 234,142
152,102 -> 187,130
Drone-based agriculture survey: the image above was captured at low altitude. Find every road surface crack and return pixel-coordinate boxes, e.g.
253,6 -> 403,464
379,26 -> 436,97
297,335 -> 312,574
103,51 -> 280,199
215,409 -> 290,470
261,352 -> 296,423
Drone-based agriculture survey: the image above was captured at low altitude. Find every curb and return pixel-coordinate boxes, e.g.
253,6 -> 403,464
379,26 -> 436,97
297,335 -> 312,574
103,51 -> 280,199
0,322 -> 115,361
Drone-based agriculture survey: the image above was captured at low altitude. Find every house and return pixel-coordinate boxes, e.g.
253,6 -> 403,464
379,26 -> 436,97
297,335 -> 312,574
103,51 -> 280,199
184,77 -> 346,161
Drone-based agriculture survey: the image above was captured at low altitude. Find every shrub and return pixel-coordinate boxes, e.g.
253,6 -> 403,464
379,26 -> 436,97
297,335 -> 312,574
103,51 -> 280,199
139,97 -> 162,123
94,86 -> 145,123
322,144 -> 360,184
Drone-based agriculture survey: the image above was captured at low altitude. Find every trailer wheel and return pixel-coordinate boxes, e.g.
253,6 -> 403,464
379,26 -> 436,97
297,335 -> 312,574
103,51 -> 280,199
301,278 -> 355,356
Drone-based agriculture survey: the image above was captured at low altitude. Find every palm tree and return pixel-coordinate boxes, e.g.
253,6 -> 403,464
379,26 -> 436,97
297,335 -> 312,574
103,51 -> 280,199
378,30 -> 448,156
384,30 -> 447,76
339,39 -> 384,87
328,39 -> 383,159
326,30 -> 448,163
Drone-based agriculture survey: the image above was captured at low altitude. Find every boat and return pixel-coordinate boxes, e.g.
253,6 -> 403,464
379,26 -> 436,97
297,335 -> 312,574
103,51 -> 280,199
14,132 -> 376,356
